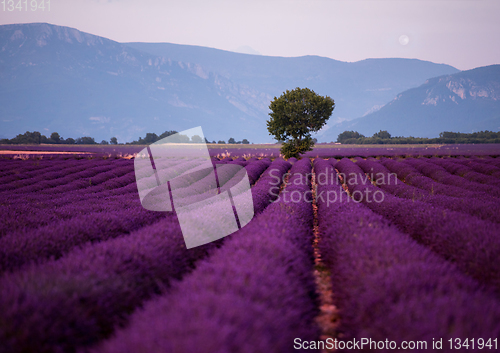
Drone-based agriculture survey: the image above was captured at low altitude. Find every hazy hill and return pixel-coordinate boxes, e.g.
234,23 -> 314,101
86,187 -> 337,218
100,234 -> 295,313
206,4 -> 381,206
323,65 -> 500,140
125,42 -> 459,128
0,23 -> 257,143
1,22 -> 458,142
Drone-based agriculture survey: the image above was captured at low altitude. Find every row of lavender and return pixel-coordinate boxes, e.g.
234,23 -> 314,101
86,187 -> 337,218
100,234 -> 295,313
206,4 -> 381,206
2,154 -> 500,352
334,156 -> 500,296
3,142 -> 500,158
90,155 -> 500,352
0,157 -> 267,238
0,156 -> 274,274
87,158 -> 318,353
0,157 -> 295,353
314,158 -> 500,350
87,155 -> 500,352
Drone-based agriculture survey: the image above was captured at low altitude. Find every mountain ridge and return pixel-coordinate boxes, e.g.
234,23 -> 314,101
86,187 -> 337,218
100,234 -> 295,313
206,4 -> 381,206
321,65 -> 500,141
1,22 -> 460,142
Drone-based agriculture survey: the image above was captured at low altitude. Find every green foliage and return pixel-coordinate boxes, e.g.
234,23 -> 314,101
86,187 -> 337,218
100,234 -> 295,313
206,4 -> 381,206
217,140 -> 226,144
0,129 -> 247,147
337,130 -> 500,144
280,136 -> 315,159
1,131 -> 74,144
168,134 -> 190,143
142,133 -> 159,144
76,136 -> 97,145
228,137 -> 236,144
4,131 -> 43,144
267,87 -> 334,158
191,135 -> 204,143
158,130 -> 178,140
50,132 -> 61,143
126,130 -> 179,145
242,139 -> 250,144
373,130 -> 391,139
337,131 -> 365,143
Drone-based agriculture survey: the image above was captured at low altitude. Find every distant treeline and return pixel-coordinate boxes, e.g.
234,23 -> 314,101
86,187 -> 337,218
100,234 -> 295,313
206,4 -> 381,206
0,131 -> 110,145
126,131 -> 250,145
0,131 -> 251,145
337,130 -> 500,144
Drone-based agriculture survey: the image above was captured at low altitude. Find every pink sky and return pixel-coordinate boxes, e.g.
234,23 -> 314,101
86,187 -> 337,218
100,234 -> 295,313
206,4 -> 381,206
1,0 -> 499,70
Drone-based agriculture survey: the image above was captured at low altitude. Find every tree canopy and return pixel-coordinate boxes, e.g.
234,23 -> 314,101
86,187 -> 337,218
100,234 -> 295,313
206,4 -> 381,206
191,135 -> 204,143
335,130 -> 500,144
337,131 -> 365,143
267,87 -> 334,158
0,129 -> 249,146
373,130 -> 391,139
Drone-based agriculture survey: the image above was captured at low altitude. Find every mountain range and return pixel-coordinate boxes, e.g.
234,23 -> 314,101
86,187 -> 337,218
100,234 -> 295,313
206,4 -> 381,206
324,65 -> 500,140
2,22 -> 493,143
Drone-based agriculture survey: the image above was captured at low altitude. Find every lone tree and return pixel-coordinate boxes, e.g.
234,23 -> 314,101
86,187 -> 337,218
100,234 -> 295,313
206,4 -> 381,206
50,132 -> 61,144
373,130 -> 391,139
191,135 -> 204,143
267,87 -> 334,158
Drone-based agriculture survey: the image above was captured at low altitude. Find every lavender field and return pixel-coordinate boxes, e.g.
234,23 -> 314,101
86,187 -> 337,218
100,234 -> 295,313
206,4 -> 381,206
2,142 -> 500,159
1,152 -> 500,352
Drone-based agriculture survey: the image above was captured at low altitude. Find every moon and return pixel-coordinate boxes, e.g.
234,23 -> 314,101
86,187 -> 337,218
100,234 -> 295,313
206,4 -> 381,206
399,35 -> 410,46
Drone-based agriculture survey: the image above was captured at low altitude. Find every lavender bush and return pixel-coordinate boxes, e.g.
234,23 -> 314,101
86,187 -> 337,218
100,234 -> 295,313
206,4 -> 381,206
335,158 -> 500,294
314,159 -> 500,351
90,158 -> 320,353
355,158 -> 500,223
429,157 -> 500,188
401,157 -> 500,198
380,157 -> 497,203
0,157 -> 288,353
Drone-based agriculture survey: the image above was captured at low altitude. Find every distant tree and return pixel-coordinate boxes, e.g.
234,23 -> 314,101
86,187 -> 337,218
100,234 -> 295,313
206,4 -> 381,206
76,136 -> 97,145
100,140 -> 109,145
212,140 -> 217,144
191,135 -> 204,143
242,139 -> 250,144
218,140 -> 226,144
373,130 -> 391,139
13,131 -> 43,144
40,135 -> 51,144
228,137 -> 236,144
337,131 -> 365,143
110,137 -> 118,145
50,132 -> 61,144
168,134 -> 190,143
64,137 -> 76,144
205,138 -> 210,144
127,131 -> 180,145
143,133 -> 159,144
267,87 -> 334,158
158,130 -> 178,140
